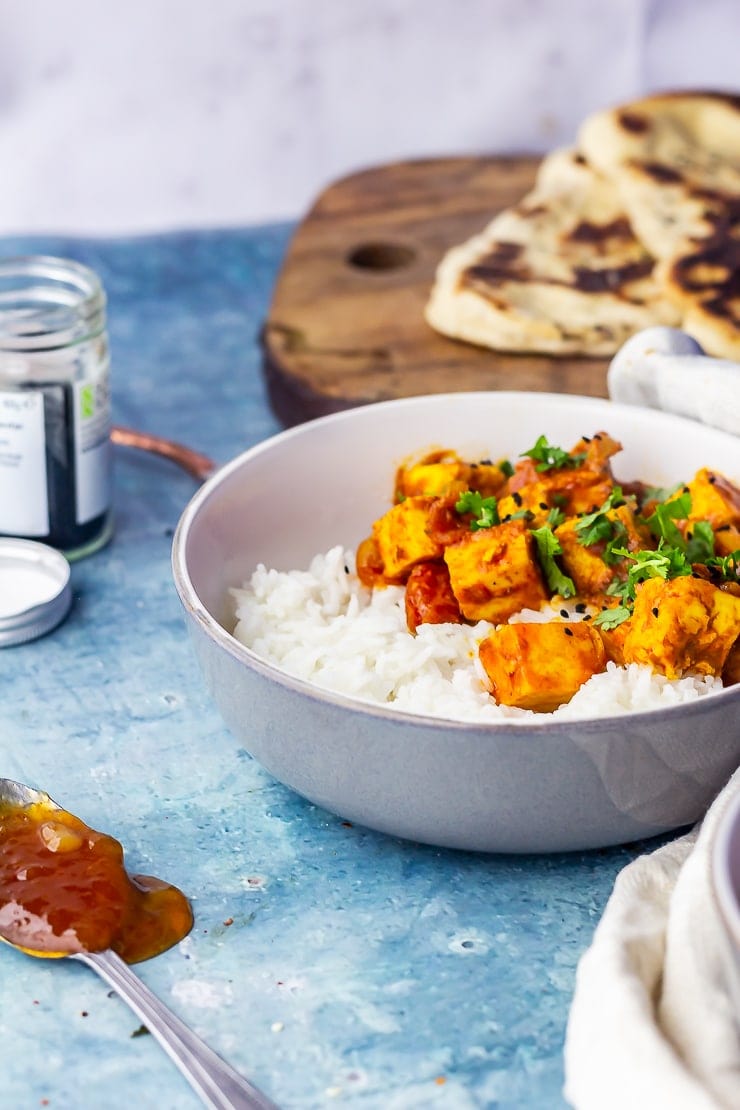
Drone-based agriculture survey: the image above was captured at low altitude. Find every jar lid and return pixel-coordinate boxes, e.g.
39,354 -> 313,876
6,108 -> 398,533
0,538 -> 72,646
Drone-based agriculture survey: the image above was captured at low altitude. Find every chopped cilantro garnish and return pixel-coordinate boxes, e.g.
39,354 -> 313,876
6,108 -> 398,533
642,492 -> 718,568
455,490 -> 500,530
606,576 -> 632,604
499,459 -> 515,478
603,521 -> 629,565
614,542 -> 692,593
531,526 -> 576,598
593,605 -> 632,630
595,540 -> 694,625
574,486 -> 626,546
546,506 -> 566,530
644,492 -> 691,547
641,481 -> 684,505
576,514 -> 615,547
520,435 -> 586,473
706,549 -> 740,581
685,521 -> 715,564
571,488 -> 630,565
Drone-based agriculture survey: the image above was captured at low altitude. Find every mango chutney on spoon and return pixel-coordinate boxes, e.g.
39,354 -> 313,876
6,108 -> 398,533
0,780 -> 192,962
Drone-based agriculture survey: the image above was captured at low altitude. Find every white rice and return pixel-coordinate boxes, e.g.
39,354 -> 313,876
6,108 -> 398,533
231,545 -> 724,722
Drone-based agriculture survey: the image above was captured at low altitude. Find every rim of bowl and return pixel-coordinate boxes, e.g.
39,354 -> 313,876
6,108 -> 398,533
711,787 -> 740,951
172,391 -> 740,732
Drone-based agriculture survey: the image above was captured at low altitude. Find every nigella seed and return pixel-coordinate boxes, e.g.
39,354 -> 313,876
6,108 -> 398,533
582,435 -> 592,443
582,614 -> 592,621
344,565 -> 350,574
709,474 -> 717,484
575,602 -> 587,613
652,607 -> 659,617
564,626 -> 574,636
717,524 -> 730,532
686,531 -> 692,540
683,486 -> 690,493
559,609 -> 569,618
539,502 -> 548,511
512,492 -> 523,507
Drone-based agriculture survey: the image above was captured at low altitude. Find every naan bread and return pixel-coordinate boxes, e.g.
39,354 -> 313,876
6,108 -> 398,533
670,237 -> 740,359
425,148 -> 679,356
579,92 -> 740,357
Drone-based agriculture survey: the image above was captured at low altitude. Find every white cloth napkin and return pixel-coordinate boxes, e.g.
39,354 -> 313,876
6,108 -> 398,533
564,768 -> 740,1110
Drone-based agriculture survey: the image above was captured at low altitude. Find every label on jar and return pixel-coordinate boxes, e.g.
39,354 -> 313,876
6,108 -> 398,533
73,373 -> 111,524
0,390 -> 50,536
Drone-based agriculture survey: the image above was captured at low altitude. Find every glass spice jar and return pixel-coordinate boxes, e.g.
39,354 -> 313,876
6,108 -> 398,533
0,256 -> 113,560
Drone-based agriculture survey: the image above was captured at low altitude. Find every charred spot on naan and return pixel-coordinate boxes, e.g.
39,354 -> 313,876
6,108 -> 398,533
665,194 -> 740,310
570,259 -> 654,295
459,227 -> 656,300
636,161 -> 684,185
617,111 -> 650,134
461,242 -> 531,288
687,192 -> 740,239
616,91 -> 740,137
566,216 -> 635,246
671,238 -> 740,325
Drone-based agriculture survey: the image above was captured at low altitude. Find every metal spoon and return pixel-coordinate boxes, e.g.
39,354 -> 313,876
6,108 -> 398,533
0,778 -> 279,1110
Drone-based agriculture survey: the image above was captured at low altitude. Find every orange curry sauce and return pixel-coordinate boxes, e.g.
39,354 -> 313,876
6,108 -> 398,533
0,794 -> 192,963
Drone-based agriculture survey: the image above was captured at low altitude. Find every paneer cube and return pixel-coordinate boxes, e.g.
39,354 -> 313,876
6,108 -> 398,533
622,575 -> 740,678
714,526 -> 740,557
497,480 -> 553,528
507,432 -> 622,517
555,504 -> 649,597
684,468 -> 740,531
577,431 -> 623,474
398,457 -> 469,499
397,452 -> 508,500
655,469 -> 740,555
479,621 -> 607,712
497,477 -> 617,526
466,460 -> 510,498
564,478 -> 618,517
444,520 -> 548,623
372,496 -> 443,580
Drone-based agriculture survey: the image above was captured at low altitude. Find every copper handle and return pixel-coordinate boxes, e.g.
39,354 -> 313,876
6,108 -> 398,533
111,425 -> 216,483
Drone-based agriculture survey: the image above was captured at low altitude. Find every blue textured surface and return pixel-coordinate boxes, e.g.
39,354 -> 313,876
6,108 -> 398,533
0,228 -> 655,1109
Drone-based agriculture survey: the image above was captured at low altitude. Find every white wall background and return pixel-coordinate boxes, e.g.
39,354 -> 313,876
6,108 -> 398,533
0,0 -> 737,234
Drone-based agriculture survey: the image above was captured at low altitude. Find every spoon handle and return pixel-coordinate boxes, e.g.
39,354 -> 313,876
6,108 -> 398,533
74,949 -> 279,1110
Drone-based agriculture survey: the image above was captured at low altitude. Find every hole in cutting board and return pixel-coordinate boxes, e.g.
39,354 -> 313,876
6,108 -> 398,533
346,242 -> 416,271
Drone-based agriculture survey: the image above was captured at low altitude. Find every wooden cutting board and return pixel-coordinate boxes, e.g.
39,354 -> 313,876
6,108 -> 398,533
260,156 -> 610,426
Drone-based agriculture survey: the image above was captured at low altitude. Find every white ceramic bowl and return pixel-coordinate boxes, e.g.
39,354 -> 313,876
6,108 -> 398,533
172,392 -> 740,853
